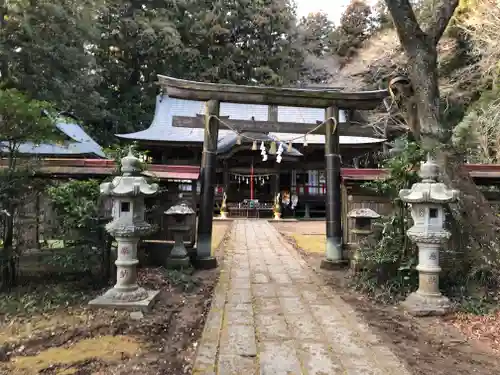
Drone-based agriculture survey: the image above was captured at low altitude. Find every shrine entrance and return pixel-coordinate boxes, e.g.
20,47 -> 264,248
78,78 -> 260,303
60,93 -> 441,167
227,168 -> 273,202
158,76 -> 390,269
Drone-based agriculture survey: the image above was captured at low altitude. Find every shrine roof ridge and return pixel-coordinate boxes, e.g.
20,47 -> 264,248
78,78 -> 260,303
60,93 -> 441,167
157,75 -> 389,110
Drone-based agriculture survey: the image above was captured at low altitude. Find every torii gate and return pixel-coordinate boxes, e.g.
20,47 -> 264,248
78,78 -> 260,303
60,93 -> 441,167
157,75 -> 389,269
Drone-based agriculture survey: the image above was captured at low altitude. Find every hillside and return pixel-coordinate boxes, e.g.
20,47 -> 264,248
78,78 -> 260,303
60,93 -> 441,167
333,0 -> 497,151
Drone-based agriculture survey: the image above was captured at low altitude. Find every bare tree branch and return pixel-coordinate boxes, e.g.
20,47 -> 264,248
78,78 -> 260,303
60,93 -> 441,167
384,0 -> 426,50
385,0 -> 459,49
424,0 -> 460,45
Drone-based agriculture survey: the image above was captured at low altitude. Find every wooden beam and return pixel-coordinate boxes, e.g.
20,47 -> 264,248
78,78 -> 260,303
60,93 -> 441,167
172,115 -> 383,138
158,75 -> 388,110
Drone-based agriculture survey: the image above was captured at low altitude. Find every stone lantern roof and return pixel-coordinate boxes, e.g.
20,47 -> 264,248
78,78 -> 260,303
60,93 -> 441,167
347,208 -> 380,219
399,155 -> 459,204
165,203 -> 195,216
100,148 -> 159,197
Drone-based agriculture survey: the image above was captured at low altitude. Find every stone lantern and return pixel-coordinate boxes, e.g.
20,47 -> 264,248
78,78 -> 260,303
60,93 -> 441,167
399,155 -> 459,316
89,148 -> 160,311
348,208 -> 380,268
165,203 -> 195,269
349,208 -> 380,239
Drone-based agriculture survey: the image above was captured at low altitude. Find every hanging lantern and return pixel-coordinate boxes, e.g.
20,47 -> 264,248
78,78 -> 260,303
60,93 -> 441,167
287,142 -> 293,152
252,140 -> 257,150
276,155 -> 282,164
236,134 -> 242,145
262,154 -> 268,162
269,141 -> 277,155
246,177 -> 249,184
260,141 -> 265,151
278,143 -> 284,154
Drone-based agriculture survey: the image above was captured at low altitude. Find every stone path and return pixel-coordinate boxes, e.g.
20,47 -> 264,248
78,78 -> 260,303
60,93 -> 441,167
192,220 -> 410,375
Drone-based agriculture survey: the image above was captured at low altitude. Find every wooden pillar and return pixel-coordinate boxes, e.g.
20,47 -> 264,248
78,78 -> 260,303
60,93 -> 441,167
321,105 -> 347,269
195,100 -> 219,269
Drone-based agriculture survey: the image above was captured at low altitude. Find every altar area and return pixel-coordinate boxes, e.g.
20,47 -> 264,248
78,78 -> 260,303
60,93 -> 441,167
215,159 -> 300,219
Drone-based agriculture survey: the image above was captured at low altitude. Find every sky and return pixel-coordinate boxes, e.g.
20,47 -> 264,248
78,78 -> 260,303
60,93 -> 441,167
295,0 -> 352,25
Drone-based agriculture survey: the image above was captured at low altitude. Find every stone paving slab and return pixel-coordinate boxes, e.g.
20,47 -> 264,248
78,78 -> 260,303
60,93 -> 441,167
192,220 -> 410,375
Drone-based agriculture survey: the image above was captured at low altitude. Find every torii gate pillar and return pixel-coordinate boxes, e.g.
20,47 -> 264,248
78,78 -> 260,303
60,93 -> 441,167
194,100 -> 219,269
321,106 -> 348,269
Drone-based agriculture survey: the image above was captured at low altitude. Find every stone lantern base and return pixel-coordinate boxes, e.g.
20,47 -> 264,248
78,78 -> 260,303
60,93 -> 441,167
89,289 -> 160,312
401,291 -> 451,317
166,226 -> 191,269
89,236 -> 160,312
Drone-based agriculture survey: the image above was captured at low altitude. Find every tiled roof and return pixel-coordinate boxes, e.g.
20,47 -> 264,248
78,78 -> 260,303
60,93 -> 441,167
0,120 -> 105,158
116,95 -> 385,146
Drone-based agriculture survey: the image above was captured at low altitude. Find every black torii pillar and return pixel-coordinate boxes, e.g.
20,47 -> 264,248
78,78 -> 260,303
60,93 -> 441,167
194,100 -> 219,269
321,106 -> 348,269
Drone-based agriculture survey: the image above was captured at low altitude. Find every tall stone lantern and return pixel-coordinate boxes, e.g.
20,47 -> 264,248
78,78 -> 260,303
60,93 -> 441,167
399,155 -> 459,316
89,148 -> 160,311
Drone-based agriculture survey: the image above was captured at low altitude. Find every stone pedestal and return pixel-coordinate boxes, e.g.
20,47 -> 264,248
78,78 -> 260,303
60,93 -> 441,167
167,227 -> 191,269
89,237 -> 160,311
401,235 -> 452,316
320,258 -> 348,270
399,155 -> 459,317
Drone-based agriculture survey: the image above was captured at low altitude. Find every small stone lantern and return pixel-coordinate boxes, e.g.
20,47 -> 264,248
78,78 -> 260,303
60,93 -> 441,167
399,155 -> 459,316
348,208 -> 380,268
89,148 -> 160,311
165,203 -> 195,269
349,208 -> 380,239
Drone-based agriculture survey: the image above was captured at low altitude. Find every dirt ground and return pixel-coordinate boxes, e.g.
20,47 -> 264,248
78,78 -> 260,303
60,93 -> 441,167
273,221 -> 500,375
0,221 -> 232,375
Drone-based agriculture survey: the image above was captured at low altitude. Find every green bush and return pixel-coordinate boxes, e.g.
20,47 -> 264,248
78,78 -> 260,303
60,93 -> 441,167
46,179 -> 111,280
351,136 -> 424,303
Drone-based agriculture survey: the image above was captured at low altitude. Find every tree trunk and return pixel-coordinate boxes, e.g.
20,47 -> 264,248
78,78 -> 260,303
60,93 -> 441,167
383,0 -> 500,270
405,34 -> 500,268
1,208 -> 16,290
440,154 -> 500,258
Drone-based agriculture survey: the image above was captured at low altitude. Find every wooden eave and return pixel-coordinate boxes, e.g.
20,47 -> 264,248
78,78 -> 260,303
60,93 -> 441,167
0,159 -> 201,180
2,158 -> 500,183
158,76 -> 389,110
